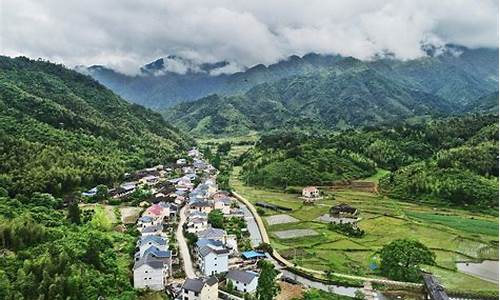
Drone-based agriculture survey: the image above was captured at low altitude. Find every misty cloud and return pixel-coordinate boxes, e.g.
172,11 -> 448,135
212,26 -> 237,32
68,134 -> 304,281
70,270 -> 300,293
1,0 -> 498,74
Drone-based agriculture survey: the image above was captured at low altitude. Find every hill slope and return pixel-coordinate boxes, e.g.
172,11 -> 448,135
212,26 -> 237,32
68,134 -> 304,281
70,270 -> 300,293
240,114 -> 498,208
0,56 -> 190,196
164,59 -> 456,136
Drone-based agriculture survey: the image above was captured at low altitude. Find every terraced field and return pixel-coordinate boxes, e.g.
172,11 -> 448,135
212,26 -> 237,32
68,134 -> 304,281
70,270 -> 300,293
230,167 -> 499,295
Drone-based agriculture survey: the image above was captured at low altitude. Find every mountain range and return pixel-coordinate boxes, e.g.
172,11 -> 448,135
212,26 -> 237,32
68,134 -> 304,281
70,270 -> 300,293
81,45 -> 498,136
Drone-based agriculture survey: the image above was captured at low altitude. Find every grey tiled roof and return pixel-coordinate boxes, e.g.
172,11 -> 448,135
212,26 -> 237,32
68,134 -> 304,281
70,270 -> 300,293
226,270 -> 258,284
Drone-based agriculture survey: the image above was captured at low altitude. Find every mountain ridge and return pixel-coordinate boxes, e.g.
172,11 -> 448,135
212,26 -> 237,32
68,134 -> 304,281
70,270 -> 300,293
82,45 -> 498,109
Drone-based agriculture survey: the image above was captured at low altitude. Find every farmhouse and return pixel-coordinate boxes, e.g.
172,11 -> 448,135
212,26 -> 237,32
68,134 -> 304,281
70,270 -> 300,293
133,255 -> 170,290
214,198 -> 232,215
300,186 -> 323,203
226,270 -> 259,294
186,217 -> 208,233
181,277 -> 218,300
197,244 -> 229,276
190,201 -> 213,214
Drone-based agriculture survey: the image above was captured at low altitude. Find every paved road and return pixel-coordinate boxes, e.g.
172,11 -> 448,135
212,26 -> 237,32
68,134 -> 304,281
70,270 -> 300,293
238,202 -> 263,247
176,205 -> 196,278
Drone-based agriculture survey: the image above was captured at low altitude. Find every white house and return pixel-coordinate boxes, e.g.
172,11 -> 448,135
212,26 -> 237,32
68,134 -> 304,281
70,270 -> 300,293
302,186 -> 320,198
190,201 -> 213,214
181,277 -> 218,300
214,198 -> 232,215
186,218 -> 208,233
133,255 -> 169,290
226,270 -> 259,294
198,245 -> 229,276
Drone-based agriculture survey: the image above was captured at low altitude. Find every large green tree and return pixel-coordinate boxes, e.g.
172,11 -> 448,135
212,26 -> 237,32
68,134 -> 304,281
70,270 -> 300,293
256,260 -> 279,300
379,239 -> 436,282
208,209 -> 224,229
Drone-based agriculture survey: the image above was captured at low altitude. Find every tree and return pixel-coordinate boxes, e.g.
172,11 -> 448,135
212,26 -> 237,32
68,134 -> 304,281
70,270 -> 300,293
256,260 -> 279,300
379,239 -> 435,282
184,231 -> 198,246
255,243 -> 273,254
67,200 -> 81,224
94,185 -> 108,202
208,209 -> 224,229
226,279 -> 235,293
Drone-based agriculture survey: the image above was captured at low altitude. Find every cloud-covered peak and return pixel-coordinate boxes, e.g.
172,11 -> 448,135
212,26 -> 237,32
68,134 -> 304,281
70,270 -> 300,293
1,0 -> 497,74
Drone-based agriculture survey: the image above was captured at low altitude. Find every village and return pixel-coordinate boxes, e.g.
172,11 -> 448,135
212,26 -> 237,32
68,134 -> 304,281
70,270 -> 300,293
78,145 -> 465,300
82,148 -> 275,300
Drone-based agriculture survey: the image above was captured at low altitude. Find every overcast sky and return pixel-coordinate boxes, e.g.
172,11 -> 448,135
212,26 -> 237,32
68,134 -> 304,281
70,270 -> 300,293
1,0 -> 498,74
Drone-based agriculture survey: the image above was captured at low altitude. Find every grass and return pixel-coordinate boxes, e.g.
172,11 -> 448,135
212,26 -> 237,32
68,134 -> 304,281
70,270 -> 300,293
230,167 -> 499,294
406,211 -> 499,236
363,168 -> 390,183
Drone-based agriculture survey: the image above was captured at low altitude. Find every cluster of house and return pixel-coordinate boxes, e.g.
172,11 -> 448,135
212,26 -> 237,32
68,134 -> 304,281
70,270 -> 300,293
177,151 -> 262,299
186,182 -> 244,276
180,268 -> 260,300
133,201 -> 179,290
82,164 -> 174,200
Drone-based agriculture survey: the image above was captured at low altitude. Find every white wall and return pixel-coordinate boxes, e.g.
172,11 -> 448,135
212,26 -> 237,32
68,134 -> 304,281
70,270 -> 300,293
201,252 -> 228,276
133,265 -> 164,291
228,277 -> 258,293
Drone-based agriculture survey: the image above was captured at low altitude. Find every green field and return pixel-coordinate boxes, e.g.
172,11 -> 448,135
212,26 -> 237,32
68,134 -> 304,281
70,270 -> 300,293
230,167 -> 499,295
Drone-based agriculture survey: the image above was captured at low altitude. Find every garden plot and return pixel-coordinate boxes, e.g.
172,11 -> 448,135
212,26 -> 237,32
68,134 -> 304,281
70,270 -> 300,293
120,206 -> 142,224
274,229 -> 319,239
265,214 -> 299,225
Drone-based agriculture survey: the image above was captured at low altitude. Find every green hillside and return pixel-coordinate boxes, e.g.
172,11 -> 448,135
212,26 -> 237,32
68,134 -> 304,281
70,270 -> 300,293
165,58 -> 456,136
239,114 -> 498,209
0,56 -> 191,196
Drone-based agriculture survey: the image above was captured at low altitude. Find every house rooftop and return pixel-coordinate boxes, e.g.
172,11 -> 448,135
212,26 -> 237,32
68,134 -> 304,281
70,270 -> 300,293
138,216 -> 154,222
197,227 -> 225,240
241,251 -> 266,260
138,235 -> 167,246
199,245 -> 229,257
303,186 -> 318,192
196,239 -> 223,249
133,254 -> 165,270
226,270 -> 259,284
141,224 -> 163,233
191,201 -> 212,208
182,277 -> 218,293
143,246 -> 171,258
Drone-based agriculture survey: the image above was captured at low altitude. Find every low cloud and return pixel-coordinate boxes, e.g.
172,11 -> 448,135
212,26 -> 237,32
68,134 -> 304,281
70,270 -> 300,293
1,0 -> 497,75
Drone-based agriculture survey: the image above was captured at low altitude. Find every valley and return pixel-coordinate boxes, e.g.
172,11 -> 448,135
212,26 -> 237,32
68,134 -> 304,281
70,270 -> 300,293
229,165 -> 498,297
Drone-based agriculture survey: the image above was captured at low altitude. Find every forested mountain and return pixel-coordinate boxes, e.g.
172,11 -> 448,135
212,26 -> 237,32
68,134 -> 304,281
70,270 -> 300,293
81,53 -> 344,109
0,56 -> 190,197
164,59 -> 456,136
84,45 -> 497,111
239,114 -> 498,209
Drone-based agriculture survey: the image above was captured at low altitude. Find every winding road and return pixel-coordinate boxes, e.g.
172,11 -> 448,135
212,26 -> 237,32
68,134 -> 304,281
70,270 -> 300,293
176,204 -> 196,278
